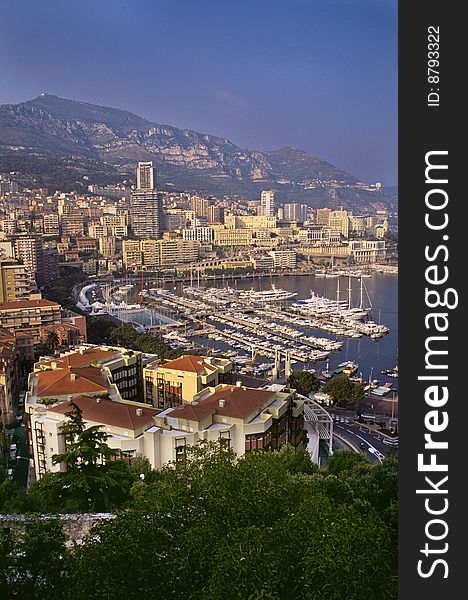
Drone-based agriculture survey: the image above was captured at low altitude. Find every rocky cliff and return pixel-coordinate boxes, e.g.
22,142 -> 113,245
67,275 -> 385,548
0,94 -> 394,211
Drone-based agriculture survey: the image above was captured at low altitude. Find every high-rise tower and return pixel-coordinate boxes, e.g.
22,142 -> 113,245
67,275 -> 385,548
260,190 -> 276,217
131,162 -> 162,239
136,161 -> 155,191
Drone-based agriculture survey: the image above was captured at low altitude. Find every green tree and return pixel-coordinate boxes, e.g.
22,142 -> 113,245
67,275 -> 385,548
128,455 -> 161,484
274,443 -> 318,475
29,402 -> 134,512
322,375 -> 365,406
327,451 -> 398,532
0,527 -> 14,595
2,442 -> 397,598
53,401 -> 117,468
46,330 -> 60,352
0,518 -> 69,600
327,449 -> 368,476
288,369 -> 320,396
35,330 -> 61,359
86,316 -> 116,344
68,442 -> 397,599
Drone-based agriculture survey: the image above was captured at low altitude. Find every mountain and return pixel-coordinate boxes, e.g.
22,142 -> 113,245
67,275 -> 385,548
0,94 -> 394,211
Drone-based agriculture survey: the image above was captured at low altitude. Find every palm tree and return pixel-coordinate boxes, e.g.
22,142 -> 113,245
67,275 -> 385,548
45,331 -> 59,353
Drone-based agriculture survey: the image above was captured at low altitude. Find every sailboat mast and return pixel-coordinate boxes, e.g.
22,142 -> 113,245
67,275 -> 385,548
348,275 -> 352,309
140,271 -> 144,303
362,278 -> 373,311
359,276 -> 363,309
336,277 -> 340,303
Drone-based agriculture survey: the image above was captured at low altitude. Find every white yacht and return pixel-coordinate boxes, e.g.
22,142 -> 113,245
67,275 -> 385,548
239,284 -> 297,304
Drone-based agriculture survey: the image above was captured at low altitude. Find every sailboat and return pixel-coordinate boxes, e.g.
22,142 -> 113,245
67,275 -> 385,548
342,276 -> 372,320
324,255 -> 340,278
321,360 -> 332,379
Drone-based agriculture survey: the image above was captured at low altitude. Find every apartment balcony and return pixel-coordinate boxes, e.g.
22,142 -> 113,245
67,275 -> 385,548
243,412 -> 273,435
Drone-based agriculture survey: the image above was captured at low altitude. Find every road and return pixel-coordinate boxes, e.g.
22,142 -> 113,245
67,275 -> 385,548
334,422 -> 389,462
328,408 -> 397,462
12,425 -> 29,489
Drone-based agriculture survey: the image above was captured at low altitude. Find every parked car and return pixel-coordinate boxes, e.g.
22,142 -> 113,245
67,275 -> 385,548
9,443 -> 17,461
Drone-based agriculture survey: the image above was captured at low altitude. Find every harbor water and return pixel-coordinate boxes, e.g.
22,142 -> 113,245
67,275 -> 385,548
201,273 -> 397,384
126,272 -> 398,386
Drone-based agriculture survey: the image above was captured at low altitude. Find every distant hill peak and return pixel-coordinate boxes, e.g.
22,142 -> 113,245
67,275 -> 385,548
0,95 -> 396,211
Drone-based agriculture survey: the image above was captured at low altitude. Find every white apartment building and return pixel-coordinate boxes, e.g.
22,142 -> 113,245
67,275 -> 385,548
260,191 -> 276,217
349,240 -> 387,263
283,203 -> 308,223
213,227 -> 253,247
298,226 -> 342,245
122,239 -> 201,270
26,381 -> 307,478
182,226 -> 214,243
268,249 -> 297,269
224,215 -> 277,230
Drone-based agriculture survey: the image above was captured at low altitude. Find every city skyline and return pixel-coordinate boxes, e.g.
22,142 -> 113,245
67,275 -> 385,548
0,0 -> 397,186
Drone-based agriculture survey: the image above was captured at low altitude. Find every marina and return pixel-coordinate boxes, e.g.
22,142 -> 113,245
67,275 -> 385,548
79,272 -> 397,389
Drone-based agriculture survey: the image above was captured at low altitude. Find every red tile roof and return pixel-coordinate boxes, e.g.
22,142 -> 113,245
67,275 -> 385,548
171,385 -> 275,422
48,395 -> 158,430
0,299 -> 60,310
41,323 -> 80,333
41,347 -> 120,369
36,366 -> 107,397
14,331 -> 34,339
161,355 -> 217,374
0,330 -> 15,342
171,402 -> 218,422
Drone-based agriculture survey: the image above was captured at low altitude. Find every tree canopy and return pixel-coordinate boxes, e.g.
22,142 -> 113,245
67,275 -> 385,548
72,445 -> 397,599
322,375 -> 365,406
28,402 -> 135,513
0,518 -> 68,600
1,443 -> 397,599
288,369 -> 321,396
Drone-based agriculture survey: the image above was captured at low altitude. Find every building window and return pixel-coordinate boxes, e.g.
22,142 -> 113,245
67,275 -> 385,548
175,437 -> 187,463
245,430 -> 272,452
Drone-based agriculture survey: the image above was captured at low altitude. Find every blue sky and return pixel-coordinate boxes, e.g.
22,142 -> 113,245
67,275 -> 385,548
0,0 -> 397,185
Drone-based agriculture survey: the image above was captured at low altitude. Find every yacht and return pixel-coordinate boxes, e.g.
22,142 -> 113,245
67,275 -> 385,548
340,361 -> 358,376
239,284 -> 297,304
